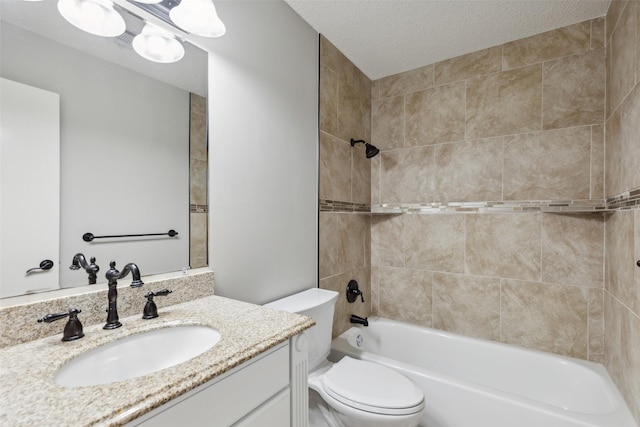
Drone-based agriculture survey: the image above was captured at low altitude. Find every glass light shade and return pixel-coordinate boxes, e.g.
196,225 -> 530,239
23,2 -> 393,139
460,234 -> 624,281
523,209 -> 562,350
131,0 -> 162,3
169,0 -> 225,38
57,0 -> 125,37
132,23 -> 185,63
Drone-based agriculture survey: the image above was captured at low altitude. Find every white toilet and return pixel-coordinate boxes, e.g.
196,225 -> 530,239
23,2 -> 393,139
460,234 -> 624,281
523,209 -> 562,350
265,288 -> 425,427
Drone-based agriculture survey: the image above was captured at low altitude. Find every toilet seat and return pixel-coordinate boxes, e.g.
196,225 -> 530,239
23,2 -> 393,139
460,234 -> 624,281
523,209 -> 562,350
320,357 -> 425,416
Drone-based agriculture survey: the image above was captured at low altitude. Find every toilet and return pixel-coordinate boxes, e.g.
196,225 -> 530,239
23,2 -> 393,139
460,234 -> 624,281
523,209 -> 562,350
265,288 -> 425,427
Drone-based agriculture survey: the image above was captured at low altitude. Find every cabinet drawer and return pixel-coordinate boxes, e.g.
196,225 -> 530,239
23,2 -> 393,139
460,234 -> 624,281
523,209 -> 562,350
139,343 -> 289,426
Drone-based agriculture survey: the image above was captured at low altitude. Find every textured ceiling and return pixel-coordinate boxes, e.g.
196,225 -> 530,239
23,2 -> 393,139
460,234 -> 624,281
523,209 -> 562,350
285,0 -> 611,80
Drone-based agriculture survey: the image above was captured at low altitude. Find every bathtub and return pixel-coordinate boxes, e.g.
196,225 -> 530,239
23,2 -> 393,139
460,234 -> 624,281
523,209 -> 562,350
329,318 -> 637,427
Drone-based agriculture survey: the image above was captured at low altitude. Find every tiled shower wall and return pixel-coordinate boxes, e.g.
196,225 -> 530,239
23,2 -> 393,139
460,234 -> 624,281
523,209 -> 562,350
189,93 -> 208,269
604,0 -> 640,423
369,17 -> 608,362
318,37 -> 373,337
318,7 -> 639,423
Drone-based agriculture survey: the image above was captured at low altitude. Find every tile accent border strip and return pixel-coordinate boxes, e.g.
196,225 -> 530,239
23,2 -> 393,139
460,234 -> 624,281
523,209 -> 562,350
606,187 -> 640,210
370,199 -> 610,214
190,204 -> 208,213
319,199 -> 370,212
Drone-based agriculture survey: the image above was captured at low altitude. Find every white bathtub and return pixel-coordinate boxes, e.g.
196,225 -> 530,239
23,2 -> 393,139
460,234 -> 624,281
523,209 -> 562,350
330,318 -> 637,427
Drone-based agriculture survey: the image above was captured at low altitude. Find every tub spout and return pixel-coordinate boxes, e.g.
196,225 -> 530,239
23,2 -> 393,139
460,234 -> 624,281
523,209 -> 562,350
350,314 -> 368,327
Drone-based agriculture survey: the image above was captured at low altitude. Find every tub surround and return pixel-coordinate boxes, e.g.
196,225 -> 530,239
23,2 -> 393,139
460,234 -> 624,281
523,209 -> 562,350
0,294 -> 314,426
0,269 -> 215,348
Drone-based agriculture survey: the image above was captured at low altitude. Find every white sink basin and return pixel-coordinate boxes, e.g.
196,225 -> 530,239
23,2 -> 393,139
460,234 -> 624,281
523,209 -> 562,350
55,325 -> 221,387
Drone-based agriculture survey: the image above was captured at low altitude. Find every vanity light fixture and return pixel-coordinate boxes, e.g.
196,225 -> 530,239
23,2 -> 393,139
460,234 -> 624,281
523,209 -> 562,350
169,0 -> 226,38
132,23 -> 185,63
57,0 -> 126,37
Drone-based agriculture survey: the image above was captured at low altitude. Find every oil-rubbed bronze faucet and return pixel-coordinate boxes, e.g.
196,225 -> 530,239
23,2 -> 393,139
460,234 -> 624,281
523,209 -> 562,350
142,289 -> 173,319
38,309 -> 84,341
69,253 -> 100,284
104,261 -> 144,329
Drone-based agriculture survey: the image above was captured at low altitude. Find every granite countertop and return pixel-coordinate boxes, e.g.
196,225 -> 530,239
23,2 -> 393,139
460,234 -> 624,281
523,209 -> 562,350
0,295 -> 314,426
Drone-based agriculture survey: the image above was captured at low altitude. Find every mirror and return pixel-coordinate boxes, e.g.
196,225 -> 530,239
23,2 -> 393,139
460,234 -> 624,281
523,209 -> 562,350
0,0 -> 208,298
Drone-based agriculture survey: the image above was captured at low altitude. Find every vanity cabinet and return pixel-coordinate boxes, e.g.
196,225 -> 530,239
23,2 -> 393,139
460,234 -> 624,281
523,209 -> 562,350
132,336 -> 308,427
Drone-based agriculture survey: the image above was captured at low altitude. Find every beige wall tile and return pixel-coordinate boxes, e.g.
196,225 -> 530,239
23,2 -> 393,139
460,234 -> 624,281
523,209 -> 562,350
405,214 -> 465,273
319,132 -> 352,201
337,67 -> 371,143
637,1 -> 640,85
503,127 -> 591,200
605,106 -> 623,197
434,46 -> 502,86
405,82 -> 466,146
466,65 -> 542,140
190,94 -> 207,162
541,214 -> 604,288
321,269 -> 372,338
620,84 -> 640,192
189,212 -> 207,268
352,144 -> 372,205
591,125 -> 605,199
434,137 -> 504,202
591,17 -> 605,50
607,1 -> 636,117
189,158 -> 207,205
380,146 -> 434,203
636,210 -> 640,310
319,212 -> 340,279
320,36 -> 371,145
371,155 -> 381,204
371,79 -> 380,101
606,84 -> 640,197
606,0 -> 630,43
465,213 -> 541,281
432,272 -> 500,340
320,63 -> 339,135
319,213 -> 370,281
542,48 -> 605,129
502,279 -> 588,358
338,214 -> 369,272
588,288 -> 604,363
503,21 -> 590,70
378,267 -> 432,327
371,266 -> 379,316
378,64 -> 434,98
371,215 -> 404,267
604,291 -> 640,423
606,210 -> 638,314
372,95 -> 405,151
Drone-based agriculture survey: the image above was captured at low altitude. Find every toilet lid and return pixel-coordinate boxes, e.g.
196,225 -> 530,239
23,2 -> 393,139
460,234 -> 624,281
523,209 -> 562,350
322,357 -> 424,416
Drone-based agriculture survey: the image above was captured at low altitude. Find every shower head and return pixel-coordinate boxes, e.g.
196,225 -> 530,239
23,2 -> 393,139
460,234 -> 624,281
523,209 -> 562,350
350,139 -> 380,159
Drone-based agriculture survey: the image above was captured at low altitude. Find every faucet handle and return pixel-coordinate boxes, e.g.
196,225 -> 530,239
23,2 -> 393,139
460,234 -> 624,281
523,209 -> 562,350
346,280 -> 365,303
38,309 -> 84,341
142,289 -> 173,319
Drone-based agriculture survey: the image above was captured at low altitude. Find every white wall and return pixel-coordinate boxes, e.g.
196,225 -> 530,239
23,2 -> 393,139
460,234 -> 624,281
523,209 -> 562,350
1,23 -> 190,288
205,1 -> 319,304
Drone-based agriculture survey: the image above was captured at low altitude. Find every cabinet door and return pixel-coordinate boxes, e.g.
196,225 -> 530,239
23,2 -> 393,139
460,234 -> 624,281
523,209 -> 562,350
0,78 -> 60,297
138,344 -> 289,426
234,389 -> 290,427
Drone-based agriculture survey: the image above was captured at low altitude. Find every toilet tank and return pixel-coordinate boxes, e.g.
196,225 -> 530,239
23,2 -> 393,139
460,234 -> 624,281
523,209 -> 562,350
265,288 -> 338,370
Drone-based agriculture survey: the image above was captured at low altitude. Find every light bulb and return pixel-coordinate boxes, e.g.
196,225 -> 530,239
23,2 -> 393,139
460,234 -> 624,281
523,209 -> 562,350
169,0 -> 225,38
57,0 -> 125,37
132,23 -> 185,63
